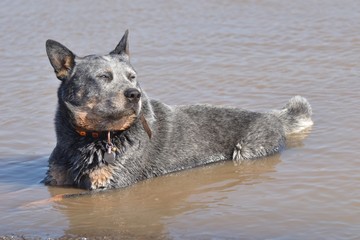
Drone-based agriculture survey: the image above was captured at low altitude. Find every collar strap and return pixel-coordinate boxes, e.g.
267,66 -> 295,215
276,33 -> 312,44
75,129 -> 121,139
140,114 -> 152,139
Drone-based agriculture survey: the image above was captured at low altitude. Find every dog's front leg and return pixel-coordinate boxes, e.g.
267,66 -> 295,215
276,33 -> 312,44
86,165 -> 115,190
44,163 -> 73,186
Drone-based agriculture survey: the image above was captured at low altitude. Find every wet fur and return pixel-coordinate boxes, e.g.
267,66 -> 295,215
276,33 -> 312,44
44,30 -> 313,190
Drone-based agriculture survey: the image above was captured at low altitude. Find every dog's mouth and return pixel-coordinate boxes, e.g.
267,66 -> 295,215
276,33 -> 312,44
65,102 -> 138,132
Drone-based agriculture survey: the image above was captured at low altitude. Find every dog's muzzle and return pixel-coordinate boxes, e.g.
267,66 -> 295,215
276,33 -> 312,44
124,88 -> 141,104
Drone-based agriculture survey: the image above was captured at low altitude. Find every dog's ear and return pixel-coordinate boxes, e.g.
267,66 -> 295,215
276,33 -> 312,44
46,40 -> 75,81
110,29 -> 129,56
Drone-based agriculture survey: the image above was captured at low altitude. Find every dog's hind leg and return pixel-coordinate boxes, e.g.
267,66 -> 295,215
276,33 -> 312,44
232,142 -> 269,164
232,141 -> 259,164
232,143 -> 244,162
232,141 -> 281,165
232,127 -> 285,164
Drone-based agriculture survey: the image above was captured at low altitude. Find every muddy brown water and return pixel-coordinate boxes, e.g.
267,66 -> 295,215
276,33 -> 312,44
0,0 -> 359,239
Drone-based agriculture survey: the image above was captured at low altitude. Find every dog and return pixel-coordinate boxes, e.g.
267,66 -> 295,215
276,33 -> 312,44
43,30 -> 313,190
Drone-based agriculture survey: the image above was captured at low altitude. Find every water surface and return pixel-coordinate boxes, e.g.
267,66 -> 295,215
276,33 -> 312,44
0,0 -> 359,239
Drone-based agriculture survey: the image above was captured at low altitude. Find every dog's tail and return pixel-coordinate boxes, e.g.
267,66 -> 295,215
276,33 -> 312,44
273,96 -> 313,135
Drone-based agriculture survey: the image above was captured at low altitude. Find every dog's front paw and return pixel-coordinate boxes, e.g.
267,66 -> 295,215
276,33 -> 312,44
87,166 -> 114,190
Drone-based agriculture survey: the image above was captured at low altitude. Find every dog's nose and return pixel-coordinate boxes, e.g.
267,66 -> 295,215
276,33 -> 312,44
124,88 -> 141,103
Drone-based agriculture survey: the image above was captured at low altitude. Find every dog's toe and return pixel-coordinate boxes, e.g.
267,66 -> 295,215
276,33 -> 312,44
232,143 -> 244,164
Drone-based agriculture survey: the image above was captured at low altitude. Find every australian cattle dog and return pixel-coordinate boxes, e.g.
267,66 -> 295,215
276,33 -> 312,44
44,30 -> 313,190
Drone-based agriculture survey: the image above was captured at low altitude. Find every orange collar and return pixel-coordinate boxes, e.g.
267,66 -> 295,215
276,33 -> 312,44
75,129 -> 121,139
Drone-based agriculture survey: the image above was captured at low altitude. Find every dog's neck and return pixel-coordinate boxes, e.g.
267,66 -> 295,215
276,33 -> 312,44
74,128 -> 123,139
73,114 -> 151,139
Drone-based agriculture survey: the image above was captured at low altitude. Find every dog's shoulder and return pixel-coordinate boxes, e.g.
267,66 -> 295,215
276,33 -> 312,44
149,99 -> 174,114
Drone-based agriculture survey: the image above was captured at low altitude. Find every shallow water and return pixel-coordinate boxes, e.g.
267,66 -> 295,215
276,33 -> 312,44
0,0 -> 359,239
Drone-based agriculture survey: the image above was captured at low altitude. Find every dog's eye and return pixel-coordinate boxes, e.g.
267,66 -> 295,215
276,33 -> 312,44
128,73 -> 136,81
97,72 -> 113,81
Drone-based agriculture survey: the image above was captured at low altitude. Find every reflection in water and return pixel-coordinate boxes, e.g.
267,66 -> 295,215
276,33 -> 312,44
47,155 -> 280,238
285,127 -> 313,149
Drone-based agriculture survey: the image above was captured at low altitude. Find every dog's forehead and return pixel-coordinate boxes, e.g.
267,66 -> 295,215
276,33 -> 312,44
76,55 -> 133,73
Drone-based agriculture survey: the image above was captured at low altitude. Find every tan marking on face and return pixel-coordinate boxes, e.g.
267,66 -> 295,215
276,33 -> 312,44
73,108 -> 137,131
86,98 -> 98,109
89,165 -> 114,189
108,113 -> 137,131
73,110 -> 91,129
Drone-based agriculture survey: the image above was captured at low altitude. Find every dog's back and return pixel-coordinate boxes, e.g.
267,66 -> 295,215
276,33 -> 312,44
145,96 -> 312,172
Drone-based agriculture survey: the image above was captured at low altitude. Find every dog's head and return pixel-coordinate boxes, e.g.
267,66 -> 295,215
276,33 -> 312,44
46,30 -> 142,132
